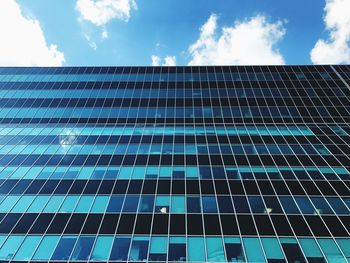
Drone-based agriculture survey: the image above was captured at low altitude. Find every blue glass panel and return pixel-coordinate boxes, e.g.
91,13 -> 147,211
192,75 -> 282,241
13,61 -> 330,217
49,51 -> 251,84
123,195 -> 140,212
187,196 -> 201,213
59,196 -> 80,212
139,196 -> 155,212
202,196 -> 218,213
32,236 -> 60,260
43,195 -> 65,212
13,236 -> 41,260
129,238 -> 149,261
106,196 -> 124,212
188,237 -> 205,262
70,236 -> 95,260
206,237 -> 225,262
27,195 -> 50,212
243,238 -> 265,263
90,236 -> 113,261
51,236 -> 77,260
109,237 -> 131,261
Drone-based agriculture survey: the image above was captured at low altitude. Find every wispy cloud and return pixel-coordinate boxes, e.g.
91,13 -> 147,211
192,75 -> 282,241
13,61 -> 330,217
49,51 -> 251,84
151,55 -> 176,66
188,14 -> 286,65
0,0 -> 65,66
310,0 -> 350,64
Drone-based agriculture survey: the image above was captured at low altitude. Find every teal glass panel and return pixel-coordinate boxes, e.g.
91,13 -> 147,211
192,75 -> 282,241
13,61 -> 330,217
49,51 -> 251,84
132,167 -> 146,179
13,236 -> 41,260
155,195 -> 170,213
91,196 -> 110,213
27,195 -> 50,212
150,237 -> 168,254
171,196 -> 185,213
261,238 -> 285,260
0,236 -> 6,248
71,236 -> 95,260
336,239 -> 350,260
119,167 -> 133,179
317,239 -> 346,263
0,195 -> 20,212
59,196 -> 80,212
243,238 -> 265,263
159,166 -> 172,178
206,237 -> 225,262
11,196 -> 35,212
51,236 -> 77,260
188,237 -> 205,262
90,236 -> 113,261
32,236 -> 60,260
75,196 -> 94,212
43,195 -> 64,212
0,235 -> 24,260
299,238 -> 323,258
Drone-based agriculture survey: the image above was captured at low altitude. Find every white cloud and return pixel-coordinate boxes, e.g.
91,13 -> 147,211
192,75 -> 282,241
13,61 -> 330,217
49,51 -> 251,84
151,55 -> 176,66
0,0 -> 65,66
76,0 -> 137,26
310,0 -> 350,64
188,14 -> 286,65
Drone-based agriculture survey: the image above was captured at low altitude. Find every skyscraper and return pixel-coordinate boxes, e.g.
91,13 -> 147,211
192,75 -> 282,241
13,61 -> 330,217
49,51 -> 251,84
0,65 -> 349,262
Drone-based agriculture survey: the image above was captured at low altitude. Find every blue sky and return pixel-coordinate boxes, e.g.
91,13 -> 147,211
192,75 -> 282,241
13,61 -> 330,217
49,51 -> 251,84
0,0 -> 349,66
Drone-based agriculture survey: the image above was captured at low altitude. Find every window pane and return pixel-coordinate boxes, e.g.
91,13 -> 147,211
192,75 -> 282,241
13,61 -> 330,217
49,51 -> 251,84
107,196 -> 124,212
206,237 -> 225,262
168,237 -> 186,261
91,196 -> 110,213
336,239 -> 350,260
187,196 -> 201,213
90,236 -> 113,261
149,236 -> 167,261
129,237 -> 149,261
75,196 -> 94,213
202,196 -> 218,213
59,196 -> 79,212
32,236 -> 60,260
13,236 -> 41,260
155,196 -> 170,213
51,236 -> 77,260
70,236 -> 95,260
27,195 -> 50,212
122,195 -> 140,212
188,237 -> 205,262
0,235 -> 25,260
299,238 -> 325,262
243,237 -> 265,263
171,196 -> 185,213
139,196 -> 155,212
261,238 -> 285,260
43,195 -> 64,212
109,237 -> 131,261
318,239 -> 346,263
224,237 -> 245,262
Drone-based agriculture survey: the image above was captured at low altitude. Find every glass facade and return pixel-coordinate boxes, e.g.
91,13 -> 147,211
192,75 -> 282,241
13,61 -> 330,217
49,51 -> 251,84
0,65 -> 349,262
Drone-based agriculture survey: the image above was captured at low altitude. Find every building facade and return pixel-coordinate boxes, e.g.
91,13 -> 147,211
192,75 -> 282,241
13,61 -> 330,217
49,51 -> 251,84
0,65 -> 349,262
